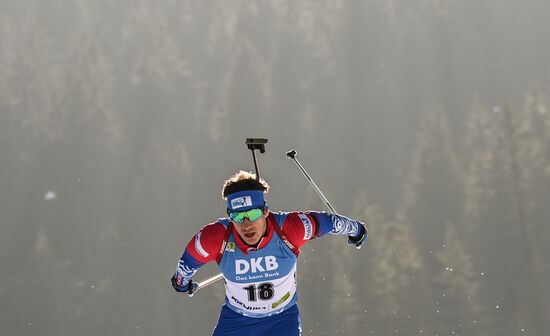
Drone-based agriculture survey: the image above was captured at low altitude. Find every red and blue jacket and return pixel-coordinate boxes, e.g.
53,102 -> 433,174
175,211 -> 364,317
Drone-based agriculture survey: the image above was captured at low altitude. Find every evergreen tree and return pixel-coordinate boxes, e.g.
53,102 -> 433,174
361,194 -> 423,334
435,223 -> 484,336
396,106 -> 463,334
514,91 -> 550,326
463,99 -> 548,334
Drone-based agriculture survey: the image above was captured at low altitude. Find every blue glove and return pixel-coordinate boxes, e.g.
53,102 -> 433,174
347,223 -> 367,249
171,274 -> 197,295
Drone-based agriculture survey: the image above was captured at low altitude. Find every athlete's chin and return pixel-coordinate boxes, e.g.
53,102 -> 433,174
243,235 -> 260,245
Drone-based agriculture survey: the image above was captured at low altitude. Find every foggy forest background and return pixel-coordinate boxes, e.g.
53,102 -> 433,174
2,0 -> 550,335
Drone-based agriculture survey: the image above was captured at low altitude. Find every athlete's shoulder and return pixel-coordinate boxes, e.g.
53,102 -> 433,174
274,211 -> 317,248
186,220 -> 230,263
202,219 -> 231,235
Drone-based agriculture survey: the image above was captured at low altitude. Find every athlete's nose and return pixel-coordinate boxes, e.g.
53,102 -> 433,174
242,220 -> 257,233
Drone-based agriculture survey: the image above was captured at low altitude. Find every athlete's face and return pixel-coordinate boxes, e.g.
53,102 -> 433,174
232,209 -> 269,246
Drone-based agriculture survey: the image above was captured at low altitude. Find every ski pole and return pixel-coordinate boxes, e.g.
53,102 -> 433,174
190,139 -> 268,295
287,149 -> 366,249
188,273 -> 224,297
285,149 -> 337,214
246,138 -> 268,181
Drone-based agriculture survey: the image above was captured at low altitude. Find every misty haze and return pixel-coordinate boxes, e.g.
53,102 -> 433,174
1,0 -> 550,335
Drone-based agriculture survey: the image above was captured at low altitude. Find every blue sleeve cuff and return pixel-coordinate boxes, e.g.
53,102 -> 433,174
308,211 -> 334,237
308,211 -> 361,237
181,251 -> 204,269
175,251 -> 205,287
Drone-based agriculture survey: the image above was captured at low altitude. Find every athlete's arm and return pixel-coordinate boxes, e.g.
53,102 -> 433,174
306,211 -> 365,238
308,211 -> 367,248
172,223 -> 227,292
276,212 -> 318,250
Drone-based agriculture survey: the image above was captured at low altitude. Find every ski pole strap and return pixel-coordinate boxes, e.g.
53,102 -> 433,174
271,216 -> 300,257
216,222 -> 233,264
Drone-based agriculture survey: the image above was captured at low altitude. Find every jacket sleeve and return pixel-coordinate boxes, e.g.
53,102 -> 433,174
173,222 -> 227,287
279,212 -> 319,249
306,211 -> 364,238
280,211 -> 366,249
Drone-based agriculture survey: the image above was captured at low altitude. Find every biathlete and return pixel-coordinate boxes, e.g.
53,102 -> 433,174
171,170 -> 367,336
